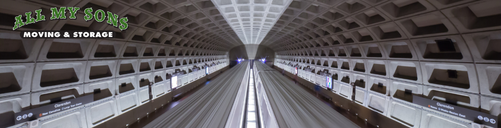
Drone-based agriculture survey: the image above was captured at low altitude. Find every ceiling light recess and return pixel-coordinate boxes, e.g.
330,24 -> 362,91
212,0 -> 292,44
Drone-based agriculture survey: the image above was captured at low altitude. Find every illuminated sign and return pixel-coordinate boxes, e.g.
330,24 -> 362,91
14,95 -> 93,124
413,95 -> 498,127
326,76 -> 332,89
295,67 -> 298,75
171,76 -> 178,89
205,67 -> 209,75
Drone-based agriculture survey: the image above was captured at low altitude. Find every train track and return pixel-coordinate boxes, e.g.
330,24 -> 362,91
145,61 -> 249,128
254,62 -> 360,128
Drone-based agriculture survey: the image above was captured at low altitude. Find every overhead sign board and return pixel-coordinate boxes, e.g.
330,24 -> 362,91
14,95 -> 93,124
413,95 -> 498,127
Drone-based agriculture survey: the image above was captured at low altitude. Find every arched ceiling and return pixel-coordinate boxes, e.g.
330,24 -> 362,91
212,0 -> 293,44
260,0 -> 352,50
260,0 -> 470,53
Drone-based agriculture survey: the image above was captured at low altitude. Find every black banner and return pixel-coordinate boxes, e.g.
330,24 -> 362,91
413,95 -> 497,127
14,95 -> 93,124
20,31 -> 115,38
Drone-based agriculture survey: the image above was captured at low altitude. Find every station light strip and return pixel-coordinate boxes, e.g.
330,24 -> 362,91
246,69 -> 257,128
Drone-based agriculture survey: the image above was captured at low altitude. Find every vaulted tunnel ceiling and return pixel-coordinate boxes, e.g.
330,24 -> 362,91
212,0 -> 293,44
2,0 -> 501,128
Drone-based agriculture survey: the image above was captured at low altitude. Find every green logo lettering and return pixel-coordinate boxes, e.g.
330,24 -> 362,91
119,17 -> 128,31
68,7 -> 80,19
25,12 -> 36,24
50,7 -> 67,20
94,9 -> 105,22
12,15 -> 25,30
107,11 -> 119,27
84,8 -> 93,21
35,9 -> 45,22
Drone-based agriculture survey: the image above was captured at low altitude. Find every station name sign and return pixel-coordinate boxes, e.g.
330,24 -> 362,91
14,95 -> 93,124
413,95 -> 498,127
13,7 -> 128,38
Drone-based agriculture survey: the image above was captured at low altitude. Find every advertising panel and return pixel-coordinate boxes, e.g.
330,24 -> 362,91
171,76 -> 178,89
326,76 -> 332,89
